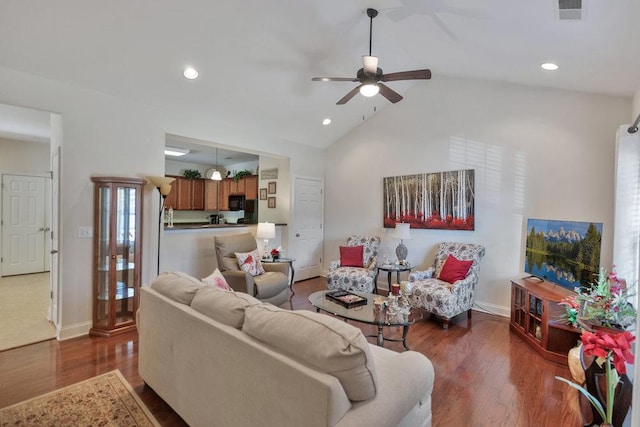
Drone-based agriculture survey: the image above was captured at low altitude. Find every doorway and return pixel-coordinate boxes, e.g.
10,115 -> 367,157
291,176 -> 324,281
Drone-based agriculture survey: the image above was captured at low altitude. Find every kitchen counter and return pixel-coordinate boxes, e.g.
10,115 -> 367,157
164,223 -> 250,231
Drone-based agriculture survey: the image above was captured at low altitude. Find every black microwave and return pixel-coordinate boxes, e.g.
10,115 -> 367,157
229,195 -> 245,211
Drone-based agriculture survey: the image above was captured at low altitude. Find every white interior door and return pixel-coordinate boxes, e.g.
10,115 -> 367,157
292,176 -> 323,281
1,174 -> 47,275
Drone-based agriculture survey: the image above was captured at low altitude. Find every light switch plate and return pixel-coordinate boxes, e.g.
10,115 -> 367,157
78,226 -> 93,238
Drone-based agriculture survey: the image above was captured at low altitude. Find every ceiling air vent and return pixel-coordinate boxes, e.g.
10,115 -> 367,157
557,0 -> 583,20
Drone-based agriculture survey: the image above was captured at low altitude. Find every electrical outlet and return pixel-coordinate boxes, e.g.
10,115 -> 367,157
78,226 -> 93,238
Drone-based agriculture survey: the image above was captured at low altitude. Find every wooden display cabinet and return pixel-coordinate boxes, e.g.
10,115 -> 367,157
510,277 -> 581,365
90,176 -> 144,337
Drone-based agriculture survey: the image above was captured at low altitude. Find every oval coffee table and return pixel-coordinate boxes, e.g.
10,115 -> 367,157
308,290 -> 423,351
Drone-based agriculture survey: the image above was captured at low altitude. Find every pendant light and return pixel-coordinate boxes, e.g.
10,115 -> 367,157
211,148 -> 222,181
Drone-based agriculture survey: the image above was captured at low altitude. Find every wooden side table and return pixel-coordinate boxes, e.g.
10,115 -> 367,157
376,264 -> 413,295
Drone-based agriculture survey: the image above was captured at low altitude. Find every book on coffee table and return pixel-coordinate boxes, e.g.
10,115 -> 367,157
325,290 -> 368,309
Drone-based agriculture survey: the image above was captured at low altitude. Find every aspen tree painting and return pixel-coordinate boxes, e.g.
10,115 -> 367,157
383,169 -> 475,230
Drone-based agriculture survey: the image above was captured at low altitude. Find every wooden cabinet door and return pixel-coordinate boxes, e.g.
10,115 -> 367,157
191,179 -> 205,210
244,175 -> 258,199
176,178 -> 191,210
204,180 -> 218,210
228,179 -> 239,195
164,176 -> 179,210
236,178 -> 246,195
219,179 -> 230,210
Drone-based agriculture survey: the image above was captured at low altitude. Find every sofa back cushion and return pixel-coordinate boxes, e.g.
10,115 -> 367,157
191,287 -> 261,328
150,271 -> 203,305
242,304 -> 377,402
215,233 -> 258,272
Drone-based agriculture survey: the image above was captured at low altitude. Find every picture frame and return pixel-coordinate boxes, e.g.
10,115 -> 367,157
267,197 -> 276,208
259,188 -> 267,200
268,181 -> 277,194
261,168 -> 278,180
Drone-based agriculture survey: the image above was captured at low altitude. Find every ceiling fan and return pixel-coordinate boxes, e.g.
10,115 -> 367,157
312,8 -> 431,105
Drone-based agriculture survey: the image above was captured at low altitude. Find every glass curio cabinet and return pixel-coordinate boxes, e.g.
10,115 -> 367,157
90,177 -> 144,337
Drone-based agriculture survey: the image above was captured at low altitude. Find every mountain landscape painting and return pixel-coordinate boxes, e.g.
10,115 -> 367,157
383,169 -> 474,230
524,218 -> 602,291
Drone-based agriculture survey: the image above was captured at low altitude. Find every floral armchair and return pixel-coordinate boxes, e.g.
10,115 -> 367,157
327,235 -> 381,294
408,242 -> 486,329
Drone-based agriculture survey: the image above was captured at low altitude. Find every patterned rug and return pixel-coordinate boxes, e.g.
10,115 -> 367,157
0,370 -> 160,426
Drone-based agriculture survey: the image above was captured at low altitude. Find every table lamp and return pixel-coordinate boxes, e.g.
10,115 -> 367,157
256,222 -> 275,258
392,223 -> 412,263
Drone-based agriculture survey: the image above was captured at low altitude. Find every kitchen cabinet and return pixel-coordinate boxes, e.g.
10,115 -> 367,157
218,179 -> 230,211
165,176 -> 205,210
204,180 -> 219,210
244,175 -> 258,199
90,176 -> 144,337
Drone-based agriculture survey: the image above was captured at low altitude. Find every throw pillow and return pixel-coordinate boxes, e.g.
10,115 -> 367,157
235,249 -> 265,276
150,271 -> 202,305
243,303 -> 377,402
191,286 -> 260,328
340,245 -> 364,267
202,268 -> 232,291
438,255 -> 473,284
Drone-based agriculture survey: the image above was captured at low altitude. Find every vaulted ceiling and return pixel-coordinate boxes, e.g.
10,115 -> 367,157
1,0 -> 638,148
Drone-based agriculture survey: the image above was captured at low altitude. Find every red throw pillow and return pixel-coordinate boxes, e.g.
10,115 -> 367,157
438,255 -> 473,284
340,245 -> 364,267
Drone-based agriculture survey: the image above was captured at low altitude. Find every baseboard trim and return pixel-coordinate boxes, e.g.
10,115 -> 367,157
58,321 -> 92,340
473,300 -> 510,318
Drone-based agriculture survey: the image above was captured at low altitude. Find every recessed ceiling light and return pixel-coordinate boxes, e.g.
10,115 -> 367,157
164,147 -> 190,156
183,67 -> 199,79
541,63 -> 559,71
322,118 -> 331,126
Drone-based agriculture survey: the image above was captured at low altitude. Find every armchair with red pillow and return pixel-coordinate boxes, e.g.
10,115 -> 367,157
327,235 -> 381,294
408,242 -> 486,329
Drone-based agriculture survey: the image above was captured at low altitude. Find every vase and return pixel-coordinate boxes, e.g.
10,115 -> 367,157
578,347 -> 632,427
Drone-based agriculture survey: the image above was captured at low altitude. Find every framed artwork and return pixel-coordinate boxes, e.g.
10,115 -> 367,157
267,197 -> 276,208
268,181 -> 277,194
261,168 -> 278,180
383,169 -> 475,230
259,188 -> 267,200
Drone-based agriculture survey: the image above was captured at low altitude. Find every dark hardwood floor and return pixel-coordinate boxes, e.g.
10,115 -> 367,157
0,277 -> 583,426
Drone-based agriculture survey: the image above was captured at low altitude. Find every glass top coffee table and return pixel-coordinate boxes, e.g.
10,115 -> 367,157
308,290 -> 423,351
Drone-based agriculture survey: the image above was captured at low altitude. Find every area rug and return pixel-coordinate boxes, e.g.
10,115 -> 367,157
0,370 -> 160,426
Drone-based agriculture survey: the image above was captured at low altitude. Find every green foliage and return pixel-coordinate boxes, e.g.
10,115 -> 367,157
182,169 -> 202,180
232,169 -> 252,182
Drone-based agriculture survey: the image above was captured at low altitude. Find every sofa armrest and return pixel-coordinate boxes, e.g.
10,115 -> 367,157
263,262 -> 289,275
221,270 -> 254,295
451,271 -> 477,291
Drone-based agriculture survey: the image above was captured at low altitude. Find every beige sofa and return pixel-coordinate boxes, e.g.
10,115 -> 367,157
138,272 -> 435,427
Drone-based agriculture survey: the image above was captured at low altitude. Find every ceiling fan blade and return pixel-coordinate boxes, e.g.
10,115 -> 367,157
312,77 -> 359,82
362,56 -> 378,75
381,69 -> 431,82
378,83 -> 403,104
336,85 -> 363,105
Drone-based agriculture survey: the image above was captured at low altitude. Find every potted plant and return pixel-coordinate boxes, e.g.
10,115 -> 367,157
182,169 -> 202,180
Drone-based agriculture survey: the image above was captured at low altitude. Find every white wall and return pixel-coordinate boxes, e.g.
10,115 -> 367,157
0,137 -> 49,172
258,156 -> 290,224
0,65 -> 324,339
325,75 -> 631,315
633,85 -> 640,119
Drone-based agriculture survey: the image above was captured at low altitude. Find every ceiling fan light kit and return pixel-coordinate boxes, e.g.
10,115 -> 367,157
312,8 -> 431,105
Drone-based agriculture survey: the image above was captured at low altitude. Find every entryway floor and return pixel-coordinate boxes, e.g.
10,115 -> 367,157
0,272 -> 55,352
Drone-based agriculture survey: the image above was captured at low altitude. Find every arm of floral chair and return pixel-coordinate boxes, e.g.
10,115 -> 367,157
329,259 -> 341,271
410,267 -> 435,282
449,272 -> 478,292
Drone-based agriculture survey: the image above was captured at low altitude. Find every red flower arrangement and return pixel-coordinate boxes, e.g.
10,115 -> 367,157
556,329 -> 635,425
270,248 -> 280,259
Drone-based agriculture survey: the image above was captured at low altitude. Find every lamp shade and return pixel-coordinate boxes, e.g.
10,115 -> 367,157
359,83 -> 379,97
256,222 -> 276,239
392,223 -> 412,240
147,176 -> 176,196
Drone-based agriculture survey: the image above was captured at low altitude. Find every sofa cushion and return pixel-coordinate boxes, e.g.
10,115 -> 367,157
202,268 -> 232,291
243,304 -> 377,402
438,254 -> 473,284
191,286 -> 261,328
150,271 -> 202,305
235,249 -> 265,276
340,245 -> 364,267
